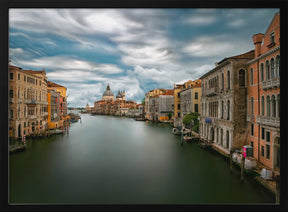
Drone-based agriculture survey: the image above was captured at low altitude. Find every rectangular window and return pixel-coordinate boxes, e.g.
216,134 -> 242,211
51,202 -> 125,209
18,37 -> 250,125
177,93 -> 180,98
18,73 -> 20,80
270,32 -> 275,44
24,75 -> 26,82
177,104 -> 180,110
9,89 -> 13,98
266,131 -> 270,142
261,146 -> 265,157
251,124 -> 254,136
178,113 -> 180,117
266,144 -> 270,159
250,141 -> 254,156
195,104 -> 198,113
261,127 -> 265,140
10,73 -> 13,80
250,69 -> 253,85
195,92 -> 198,99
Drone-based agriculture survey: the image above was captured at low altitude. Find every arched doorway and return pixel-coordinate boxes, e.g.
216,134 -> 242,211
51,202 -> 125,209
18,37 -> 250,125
18,124 -> 21,138
274,137 -> 280,171
210,127 -> 214,142
239,69 -> 245,86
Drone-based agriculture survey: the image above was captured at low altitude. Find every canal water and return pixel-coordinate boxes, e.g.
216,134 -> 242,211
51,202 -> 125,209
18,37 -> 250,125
9,114 -> 274,204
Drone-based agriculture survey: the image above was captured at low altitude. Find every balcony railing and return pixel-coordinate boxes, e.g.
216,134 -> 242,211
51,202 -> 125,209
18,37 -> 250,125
261,77 -> 280,90
26,99 -> 37,106
28,114 -> 37,119
9,98 -> 14,103
205,87 -> 218,96
256,115 -> 280,127
246,114 -> 255,122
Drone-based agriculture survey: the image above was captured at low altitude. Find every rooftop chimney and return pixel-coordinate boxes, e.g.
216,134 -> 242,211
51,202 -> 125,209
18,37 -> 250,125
252,33 -> 264,58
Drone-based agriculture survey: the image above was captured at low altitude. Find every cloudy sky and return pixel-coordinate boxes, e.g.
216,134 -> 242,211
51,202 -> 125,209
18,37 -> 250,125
9,8 -> 279,107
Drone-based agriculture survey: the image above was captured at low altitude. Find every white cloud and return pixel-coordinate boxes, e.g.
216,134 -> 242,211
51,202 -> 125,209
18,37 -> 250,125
185,16 -> 216,25
182,36 -> 234,57
15,55 -> 123,74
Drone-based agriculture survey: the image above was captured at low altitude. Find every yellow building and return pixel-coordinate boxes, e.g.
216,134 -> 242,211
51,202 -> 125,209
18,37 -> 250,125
9,65 -> 48,139
47,81 -> 68,118
173,79 -> 202,127
47,88 -> 63,130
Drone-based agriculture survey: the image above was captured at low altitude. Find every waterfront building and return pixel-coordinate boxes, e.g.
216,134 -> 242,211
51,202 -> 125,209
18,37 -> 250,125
85,103 -> 93,113
199,50 -> 255,155
47,81 -> 68,118
148,89 -> 174,122
179,82 -> 201,120
173,79 -> 201,128
47,87 -> 63,130
144,88 -> 166,120
247,12 -> 280,172
9,65 -> 48,139
173,84 -> 183,127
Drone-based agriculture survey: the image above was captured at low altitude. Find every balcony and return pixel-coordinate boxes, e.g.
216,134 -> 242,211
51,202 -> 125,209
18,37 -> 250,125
28,114 -> 37,119
246,114 -> 255,122
256,115 -> 280,128
261,77 -> 280,90
9,98 -> 14,103
205,87 -> 218,96
26,99 -> 37,106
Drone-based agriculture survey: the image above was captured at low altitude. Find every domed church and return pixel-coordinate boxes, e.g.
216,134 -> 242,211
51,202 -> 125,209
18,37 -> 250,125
102,84 -> 114,102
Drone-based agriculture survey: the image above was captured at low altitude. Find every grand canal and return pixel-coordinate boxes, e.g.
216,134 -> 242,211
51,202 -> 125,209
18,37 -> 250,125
9,114 -> 274,204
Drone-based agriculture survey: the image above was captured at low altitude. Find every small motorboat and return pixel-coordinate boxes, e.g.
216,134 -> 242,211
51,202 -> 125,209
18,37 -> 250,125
183,136 -> 193,142
172,128 -> 182,135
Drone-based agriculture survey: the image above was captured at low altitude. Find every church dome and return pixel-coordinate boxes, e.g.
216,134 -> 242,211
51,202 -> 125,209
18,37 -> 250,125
102,84 -> 114,97
116,91 -> 122,98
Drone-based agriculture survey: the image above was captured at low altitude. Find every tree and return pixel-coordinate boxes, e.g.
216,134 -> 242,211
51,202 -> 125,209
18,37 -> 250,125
141,98 -> 145,105
168,113 -> 172,120
182,112 -> 200,132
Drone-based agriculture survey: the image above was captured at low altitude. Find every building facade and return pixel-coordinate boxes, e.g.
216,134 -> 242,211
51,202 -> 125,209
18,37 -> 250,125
199,50 -> 255,155
247,12 -> 280,171
9,65 -> 48,139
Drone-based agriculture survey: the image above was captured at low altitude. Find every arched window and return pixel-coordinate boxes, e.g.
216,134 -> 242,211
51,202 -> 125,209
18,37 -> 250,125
226,131 -> 230,149
261,96 -> 265,116
250,68 -> 253,85
251,97 -> 254,114
271,58 -> 275,79
227,100 -> 230,120
220,129 -> 223,146
239,69 -> 245,86
227,71 -> 230,89
221,73 -> 224,90
221,100 -> 224,119
277,94 -> 280,117
276,55 -> 280,77
265,60 -> 270,80
271,95 -> 276,117
266,96 -> 271,117
260,63 -> 264,82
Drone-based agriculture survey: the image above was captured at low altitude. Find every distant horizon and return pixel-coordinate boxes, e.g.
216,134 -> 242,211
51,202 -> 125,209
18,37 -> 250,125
9,8 -> 279,107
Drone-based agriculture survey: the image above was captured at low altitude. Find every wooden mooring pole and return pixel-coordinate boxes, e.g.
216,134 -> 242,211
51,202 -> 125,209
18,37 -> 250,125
241,155 -> 245,183
230,149 -> 233,174
275,174 -> 280,204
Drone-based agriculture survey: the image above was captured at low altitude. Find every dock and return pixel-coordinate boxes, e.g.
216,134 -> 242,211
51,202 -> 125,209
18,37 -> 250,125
9,144 -> 26,154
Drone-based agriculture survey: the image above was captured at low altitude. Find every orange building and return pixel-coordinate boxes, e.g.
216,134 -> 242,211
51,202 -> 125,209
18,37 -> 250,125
247,12 -> 280,172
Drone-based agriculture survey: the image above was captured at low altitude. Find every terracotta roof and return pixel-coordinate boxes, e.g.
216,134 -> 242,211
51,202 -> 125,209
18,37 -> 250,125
21,70 -> 46,75
191,83 -> 201,88
9,65 -> 22,70
161,89 -> 174,96
47,81 -> 66,88
218,50 -> 255,64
